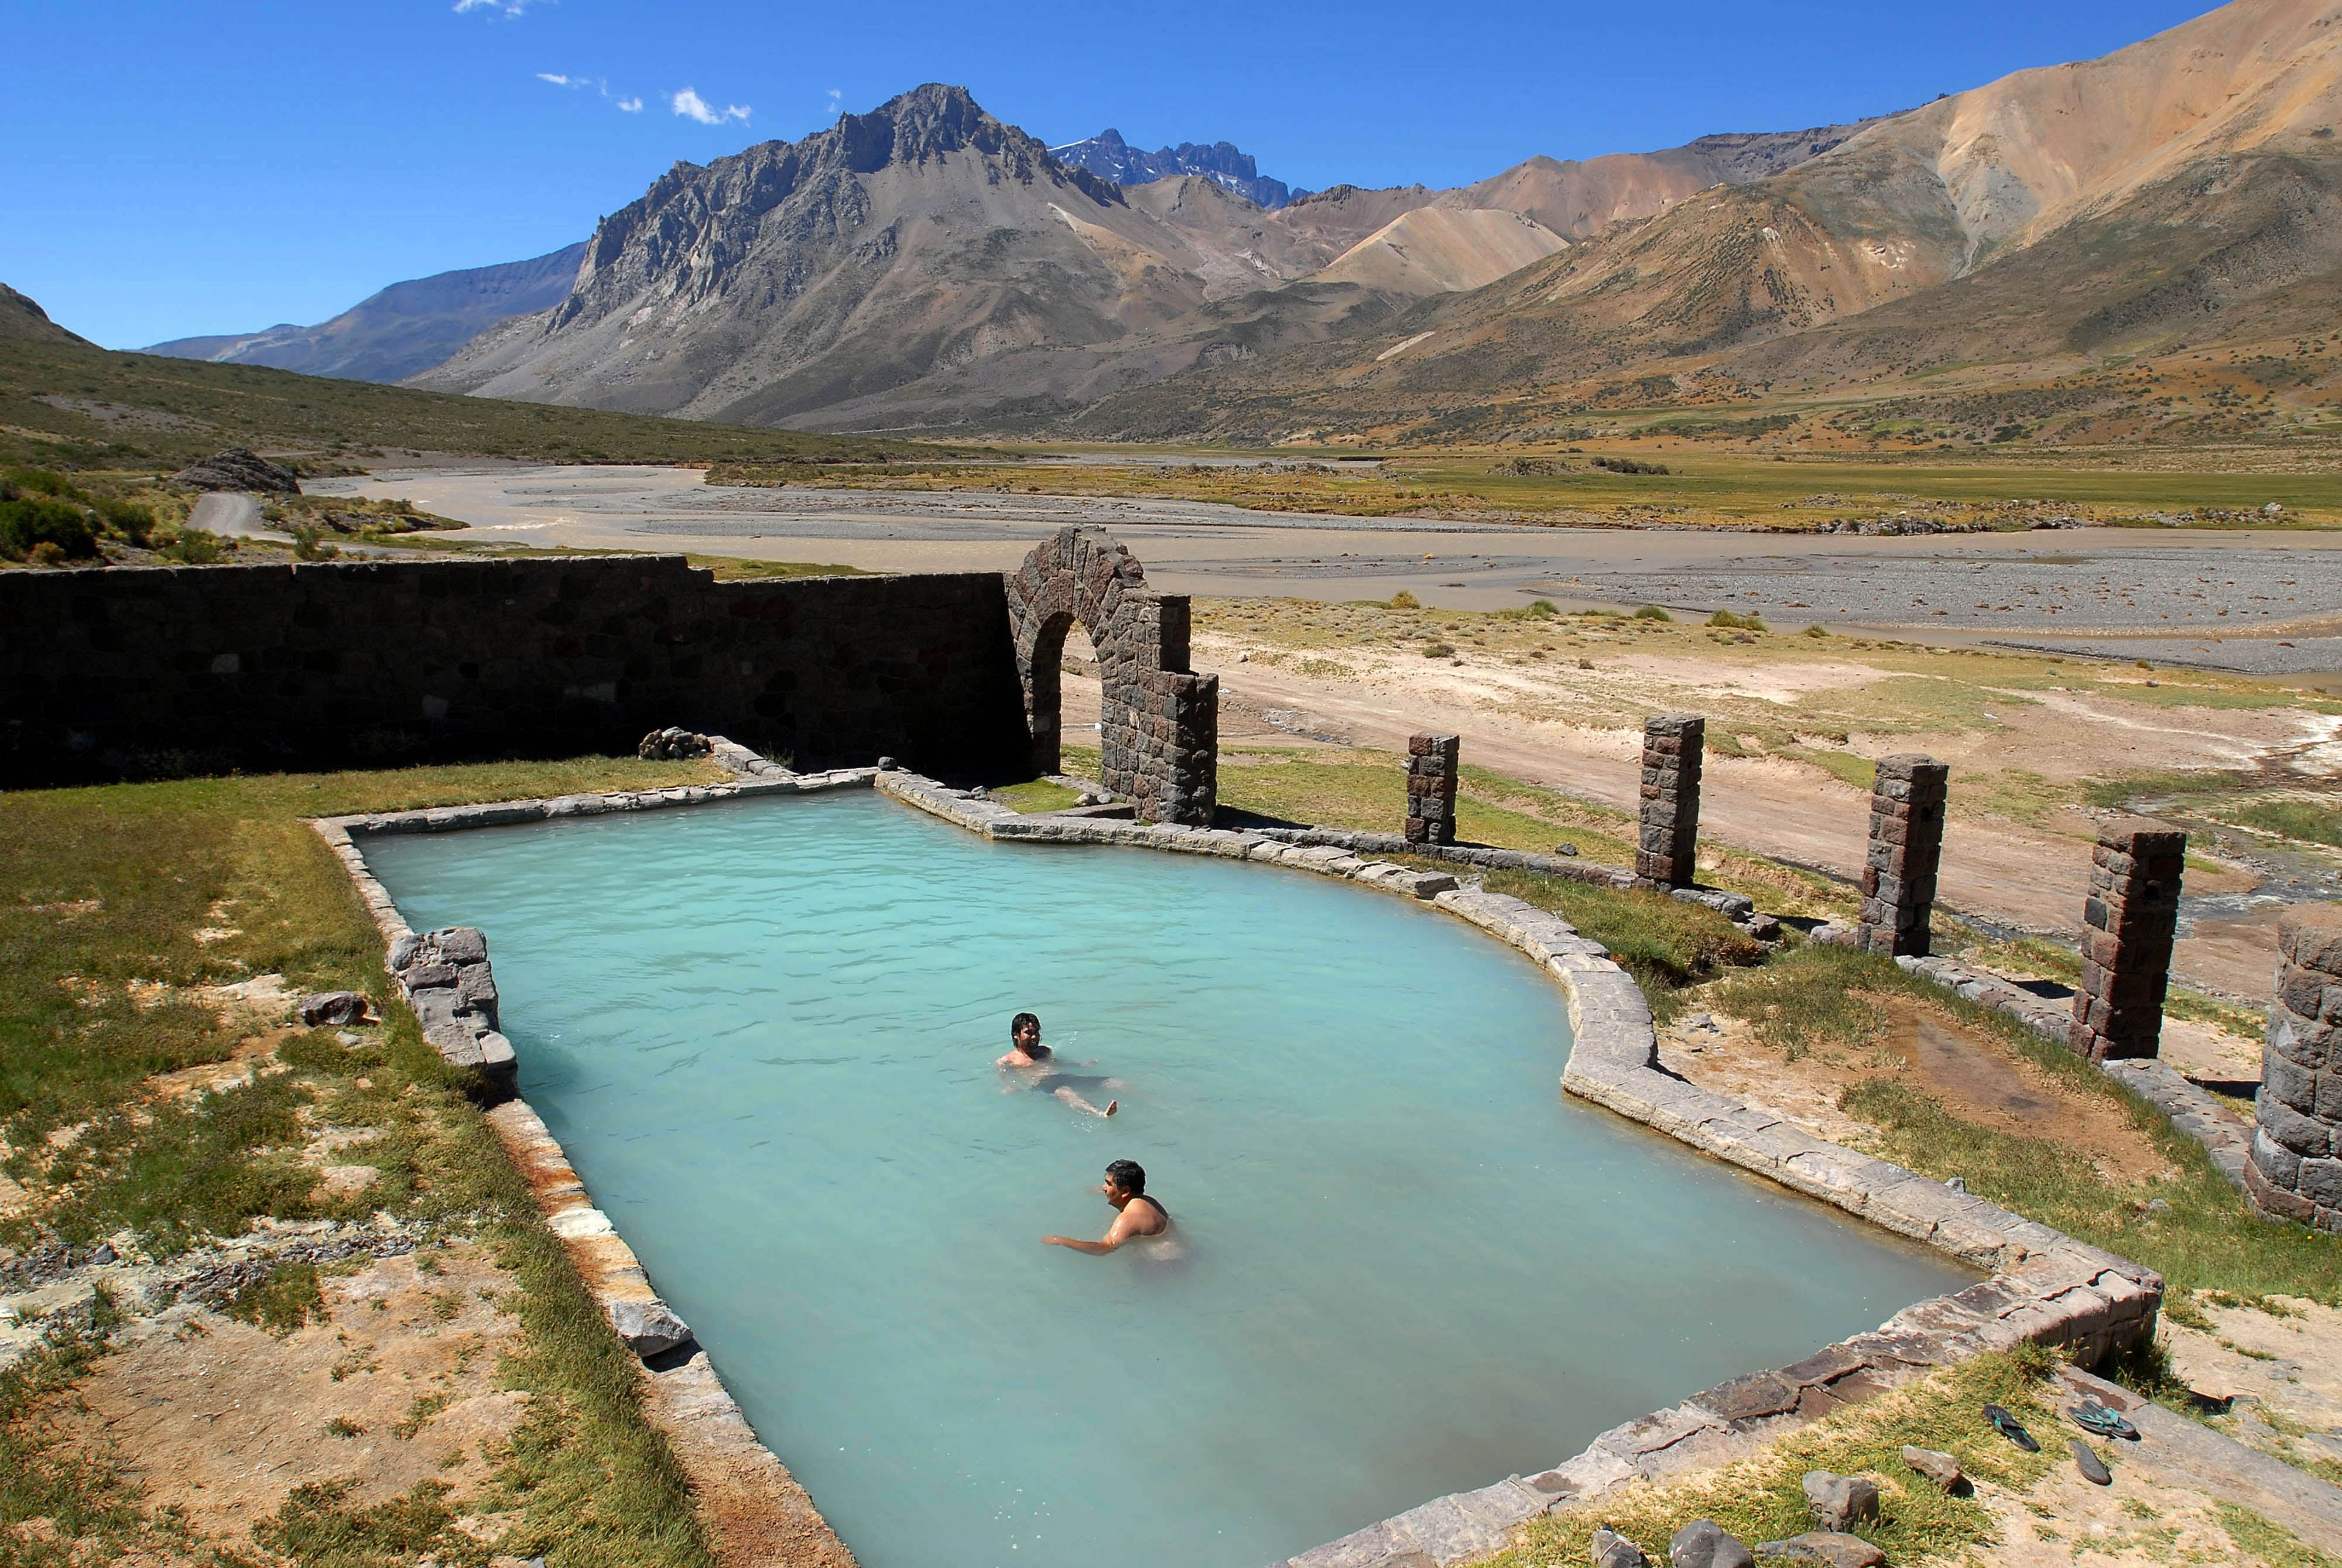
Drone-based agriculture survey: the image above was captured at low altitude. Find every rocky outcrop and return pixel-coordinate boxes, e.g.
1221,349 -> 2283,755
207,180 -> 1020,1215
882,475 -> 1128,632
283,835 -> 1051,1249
389,925 -> 515,1095
173,446 -> 300,494
638,726 -> 713,761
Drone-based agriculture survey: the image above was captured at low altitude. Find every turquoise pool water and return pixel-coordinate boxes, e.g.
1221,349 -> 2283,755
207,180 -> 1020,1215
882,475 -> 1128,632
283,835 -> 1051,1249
364,792 -> 1968,1568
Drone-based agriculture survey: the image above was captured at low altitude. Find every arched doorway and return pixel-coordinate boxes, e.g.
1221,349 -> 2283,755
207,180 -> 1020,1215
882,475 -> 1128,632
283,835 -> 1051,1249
1004,527 -> 1217,826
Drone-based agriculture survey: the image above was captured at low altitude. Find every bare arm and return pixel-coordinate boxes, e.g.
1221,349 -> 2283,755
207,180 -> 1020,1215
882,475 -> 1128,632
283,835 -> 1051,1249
1043,1207 -> 1145,1253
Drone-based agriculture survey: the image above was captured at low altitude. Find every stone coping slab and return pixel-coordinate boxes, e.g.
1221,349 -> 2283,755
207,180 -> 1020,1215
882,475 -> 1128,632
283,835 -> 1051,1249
311,748 -> 2164,1568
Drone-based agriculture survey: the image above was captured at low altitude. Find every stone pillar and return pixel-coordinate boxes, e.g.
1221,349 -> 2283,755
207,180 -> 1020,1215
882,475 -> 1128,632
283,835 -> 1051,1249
2067,819 -> 2187,1062
1637,714 -> 1704,888
1405,733 -> 1460,846
2245,903 -> 2342,1233
1857,755 -> 1949,957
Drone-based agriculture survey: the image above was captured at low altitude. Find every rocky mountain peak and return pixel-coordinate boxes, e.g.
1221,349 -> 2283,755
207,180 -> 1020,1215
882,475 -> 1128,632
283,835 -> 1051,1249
1050,128 -> 1300,208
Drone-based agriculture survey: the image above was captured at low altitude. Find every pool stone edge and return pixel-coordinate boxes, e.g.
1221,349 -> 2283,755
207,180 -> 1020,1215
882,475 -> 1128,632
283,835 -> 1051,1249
306,749 -> 2165,1568
865,769 -> 2167,1568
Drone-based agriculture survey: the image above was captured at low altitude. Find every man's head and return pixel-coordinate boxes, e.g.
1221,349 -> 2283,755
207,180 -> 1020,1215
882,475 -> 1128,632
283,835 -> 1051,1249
1010,1012 -> 1040,1050
1102,1159 -> 1146,1204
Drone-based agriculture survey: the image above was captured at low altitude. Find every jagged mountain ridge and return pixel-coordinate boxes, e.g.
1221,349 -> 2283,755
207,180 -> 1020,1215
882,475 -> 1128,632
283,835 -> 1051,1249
1048,128 -> 1301,208
1065,0 -> 2342,441
145,244 -> 589,385
413,84 -> 1871,429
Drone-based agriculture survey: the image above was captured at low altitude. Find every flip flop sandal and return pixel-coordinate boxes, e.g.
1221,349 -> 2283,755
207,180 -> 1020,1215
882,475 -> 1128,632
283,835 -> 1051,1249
1984,1403 -> 2040,1451
2071,1402 -> 2139,1440
2073,1437 -> 2112,1485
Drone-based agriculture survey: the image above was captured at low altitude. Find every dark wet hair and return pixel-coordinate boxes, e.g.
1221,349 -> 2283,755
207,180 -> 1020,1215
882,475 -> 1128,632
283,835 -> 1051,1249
1105,1159 -> 1146,1196
1011,1012 -> 1040,1038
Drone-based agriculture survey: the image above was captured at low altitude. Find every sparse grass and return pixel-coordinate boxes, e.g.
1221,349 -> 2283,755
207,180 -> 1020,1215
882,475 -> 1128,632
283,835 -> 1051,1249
1845,1077 -> 2342,1304
1957,933 -> 2264,1039
0,755 -> 728,1565
0,337 -> 926,470
1488,1348 -> 2064,1568
2231,799 -> 2342,848
2215,1502 -> 2342,1568
1480,871 -> 1766,1023
991,778 -> 1084,813
225,1261 -> 327,1336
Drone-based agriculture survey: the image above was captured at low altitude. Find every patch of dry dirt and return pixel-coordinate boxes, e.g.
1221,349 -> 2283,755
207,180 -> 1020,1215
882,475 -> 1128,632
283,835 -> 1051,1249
46,1243 -> 528,1556
1198,635 -> 2314,998
1663,995 -> 2175,1185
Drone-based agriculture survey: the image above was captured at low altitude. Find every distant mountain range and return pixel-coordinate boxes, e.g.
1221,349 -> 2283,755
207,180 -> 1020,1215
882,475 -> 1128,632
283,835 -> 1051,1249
1047,129 -> 1300,208
144,244 -> 587,384
128,0 -> 2342,443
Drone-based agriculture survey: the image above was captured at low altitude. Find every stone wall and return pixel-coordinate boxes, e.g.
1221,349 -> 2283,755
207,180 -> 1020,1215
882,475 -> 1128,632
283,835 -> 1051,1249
0,555 -> 1030,787
2068,819 -> 2187,1063
2245,903 -> 2342,1234
1857,755 -> 1949,958
1636,714 -> 1704,888
1405,733 -> 1460,846
1004,527 -> 1217,826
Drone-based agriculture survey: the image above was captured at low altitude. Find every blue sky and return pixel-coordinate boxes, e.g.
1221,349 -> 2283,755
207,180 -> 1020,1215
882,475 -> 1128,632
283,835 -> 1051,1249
6,0 -> 2223,350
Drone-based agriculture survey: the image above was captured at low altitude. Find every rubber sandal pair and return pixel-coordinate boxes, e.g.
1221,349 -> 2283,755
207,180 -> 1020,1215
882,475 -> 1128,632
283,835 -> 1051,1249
2070,1401 -> 2139,1440
1984,1402 -> 2040,1451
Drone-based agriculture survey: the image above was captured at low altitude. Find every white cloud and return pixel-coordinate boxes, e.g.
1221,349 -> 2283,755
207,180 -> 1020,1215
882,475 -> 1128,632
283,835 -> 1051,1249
827,88 -> 843,117
454,0 -> 545,15
538,71 -> 642,114
672,88 -> 750,126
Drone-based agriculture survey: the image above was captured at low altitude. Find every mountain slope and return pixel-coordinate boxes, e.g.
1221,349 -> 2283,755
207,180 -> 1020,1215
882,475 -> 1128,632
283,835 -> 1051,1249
412,83 -> 1889,432
1,283 -> 88,345
1067,0 -> 2342,440
146,244 -> 588,384
1049,128 -> 1300,207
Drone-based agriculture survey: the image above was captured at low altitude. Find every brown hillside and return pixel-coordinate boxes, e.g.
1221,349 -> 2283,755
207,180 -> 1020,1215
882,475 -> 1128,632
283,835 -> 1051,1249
1066,0 -> 2342,442
1,282 -> 88,346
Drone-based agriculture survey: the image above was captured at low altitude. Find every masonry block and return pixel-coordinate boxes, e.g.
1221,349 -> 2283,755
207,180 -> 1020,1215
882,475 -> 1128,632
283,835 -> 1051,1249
2250,902 -> 2342,1234
1857,754 -> 1947,958
2066,818 -> 2185,1064
1636,714 -> 1704,888
1404,733 -> 1461,846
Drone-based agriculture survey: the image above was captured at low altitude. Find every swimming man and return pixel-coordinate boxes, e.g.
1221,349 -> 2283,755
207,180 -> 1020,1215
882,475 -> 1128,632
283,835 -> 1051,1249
1043,1159 -> 1169,1253
997,1012 -> 1118,1118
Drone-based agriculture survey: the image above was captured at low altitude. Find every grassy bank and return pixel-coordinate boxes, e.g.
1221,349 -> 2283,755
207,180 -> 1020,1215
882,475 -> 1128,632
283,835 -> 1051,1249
0,337 -> 929,470
710,448 -> 2342,530
3,756 -> 728,1565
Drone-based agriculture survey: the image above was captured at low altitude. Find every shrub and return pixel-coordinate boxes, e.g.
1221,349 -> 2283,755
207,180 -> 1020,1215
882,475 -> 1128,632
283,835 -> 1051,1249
92,497 -> 155,547
0,464 -> 74,499
1633,605 -> 1672,621
1707,609 -> 1767,631
1593,456 -> 1670,475
1496,599 -> 1559,620
1803,624 -> 1830,638
0,495 -> 100,561
159,528 -> 226,565
1421,642 -> 1456,658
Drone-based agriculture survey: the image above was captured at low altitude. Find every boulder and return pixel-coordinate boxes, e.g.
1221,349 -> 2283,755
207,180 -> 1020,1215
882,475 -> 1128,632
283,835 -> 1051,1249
1670,1520 -> 1755,1568
607,1297 -> 695,1359
1753,1534 -> 1885,1568
1900,1446 -> 1964,1492
434,926 -> 488,964
297,991 -> 369,1026
1802,1471 -> 1880,1532
173,446 -> 300,494
638,726 -> 713,761
1592,1528 -> 1652,1568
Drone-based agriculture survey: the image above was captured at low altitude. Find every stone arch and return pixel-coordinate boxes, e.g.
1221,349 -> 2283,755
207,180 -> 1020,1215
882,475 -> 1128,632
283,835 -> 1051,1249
1004,527 -> 1217,826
